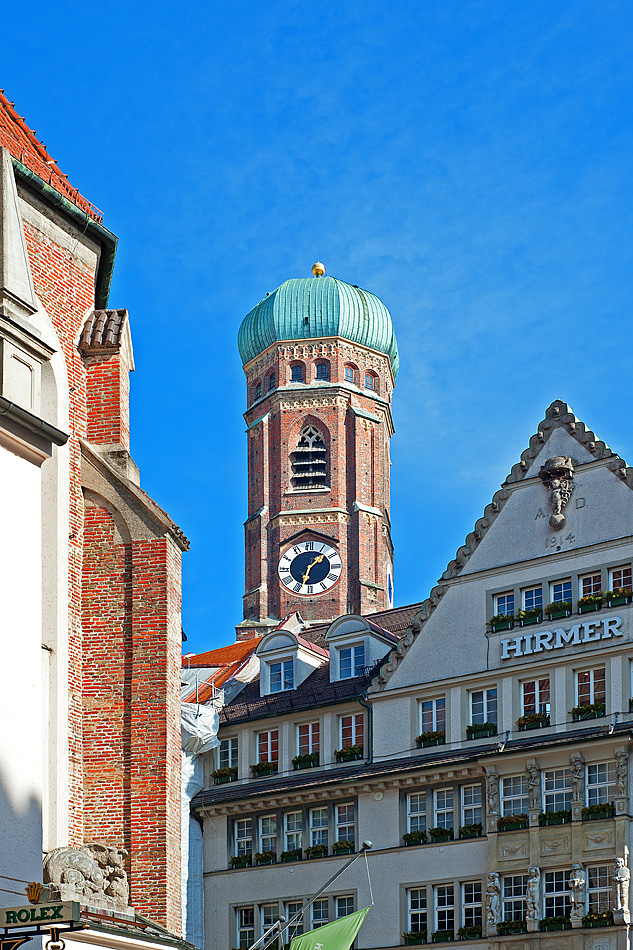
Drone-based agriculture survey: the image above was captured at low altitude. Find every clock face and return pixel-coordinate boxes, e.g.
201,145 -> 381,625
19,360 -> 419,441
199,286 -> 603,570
278,540 -> 342,595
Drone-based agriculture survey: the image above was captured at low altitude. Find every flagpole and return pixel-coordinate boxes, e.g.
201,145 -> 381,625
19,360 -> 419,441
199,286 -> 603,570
253,841 -> 373,950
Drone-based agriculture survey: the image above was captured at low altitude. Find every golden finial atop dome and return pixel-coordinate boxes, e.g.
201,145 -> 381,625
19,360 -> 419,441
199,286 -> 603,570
312,262 -> 326,277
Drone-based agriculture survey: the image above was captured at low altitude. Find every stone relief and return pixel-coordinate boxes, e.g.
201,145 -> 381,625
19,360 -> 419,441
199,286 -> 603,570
614,857 -> 630,913
43,843 -> 129,908
500,841 -> 528,858
525,762 -> 541,810
526,867 -> 541,920
585,830 -> 614,849
540,835 -> 570,855
570,864 -> 586,921
571,753 -> 585,801
615,751 -> 628,797
485,872 -> 501,929
538,456 -> 574,530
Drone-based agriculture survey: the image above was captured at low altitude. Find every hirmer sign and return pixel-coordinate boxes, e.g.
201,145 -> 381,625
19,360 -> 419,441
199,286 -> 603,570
500,615 -> 623,661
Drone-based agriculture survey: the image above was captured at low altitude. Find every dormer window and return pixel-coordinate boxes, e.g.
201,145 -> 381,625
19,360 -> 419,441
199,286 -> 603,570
269,659 -> 294,693
339,644 -> 365,679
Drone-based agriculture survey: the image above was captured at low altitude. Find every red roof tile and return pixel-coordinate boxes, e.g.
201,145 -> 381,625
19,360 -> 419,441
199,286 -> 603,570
0,89 -> 102,222
182,638 -> 262,668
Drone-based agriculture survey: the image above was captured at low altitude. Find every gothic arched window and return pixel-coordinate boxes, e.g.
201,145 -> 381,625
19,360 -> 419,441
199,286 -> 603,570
291,424 -> 328,490
290,362 -> 305,383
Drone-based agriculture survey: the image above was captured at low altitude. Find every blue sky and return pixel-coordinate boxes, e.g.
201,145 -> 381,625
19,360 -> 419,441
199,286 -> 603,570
6,1 -> 633,654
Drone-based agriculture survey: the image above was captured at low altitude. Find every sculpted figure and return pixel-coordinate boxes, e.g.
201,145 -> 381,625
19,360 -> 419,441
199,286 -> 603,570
84,844 -> 129,904
526,867 -> 541,920
486,772 -> 500,815
616,752 -> 628,797
526,764 -> 541,810
43,846 -> 104,896
485,872 -> 501,929
571,755 -> 585,801
538,457 -> 574,529
569,864 -> 586,919
614,857 -> 630,912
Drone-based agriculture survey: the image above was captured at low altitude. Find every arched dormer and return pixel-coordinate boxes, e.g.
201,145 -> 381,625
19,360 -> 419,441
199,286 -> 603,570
256,629 -> 328,697
325,614 -> 399,683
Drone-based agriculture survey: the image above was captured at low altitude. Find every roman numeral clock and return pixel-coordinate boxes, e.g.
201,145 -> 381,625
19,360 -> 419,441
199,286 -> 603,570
278,540 -> 342,596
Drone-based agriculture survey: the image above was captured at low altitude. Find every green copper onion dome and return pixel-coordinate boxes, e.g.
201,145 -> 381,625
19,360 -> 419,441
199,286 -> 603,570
238,268 -> 399,378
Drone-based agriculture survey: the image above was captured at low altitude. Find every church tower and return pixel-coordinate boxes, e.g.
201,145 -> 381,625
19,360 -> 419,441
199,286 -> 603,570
237,264 -> 398,638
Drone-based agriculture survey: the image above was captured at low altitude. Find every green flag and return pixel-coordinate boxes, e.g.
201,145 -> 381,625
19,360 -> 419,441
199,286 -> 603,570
289,908 -> 370,950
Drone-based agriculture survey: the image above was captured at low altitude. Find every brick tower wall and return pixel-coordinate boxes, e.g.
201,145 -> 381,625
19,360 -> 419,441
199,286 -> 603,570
242,337 -> 395,629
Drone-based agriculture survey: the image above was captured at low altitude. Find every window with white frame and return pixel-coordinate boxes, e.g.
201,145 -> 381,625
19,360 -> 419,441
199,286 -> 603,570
501,776 -> 529,816
435,885 -> 454,933
543,769 -> 572,812
470,688 -> 497,727
218,736 -> 238,770
257,730 -> 279,764
335,896 -> 354,918
284,811 -> 303,852
462,882 -> 482,929
611,564 -> 632,591
588,866 -> 613,914
522,678 -> 550,716
237,907 -> 255,949
311,899 -> 329,929
407,792 -> 426,833
461,785 -> 482,826
339,644 -> 365,679
235,818 -> 253,856
310,807 -> 329,847
502,875 -> 528,921
336,803 -> 355,845
340,714 -> 364,749
261,903 -> 280,948
522,586 -> 543,610
434,788 -> 454,831
419,696 -> 446,734
576,668 -> 605,706
586,763 -> 616,805
495,591 -> 514,616
544,870 -> 571,918
580,572 -> 602,597
269,659 -> 294,693
407,888 -> 427,934
551,578 -> 572,604
297,721 -> 320,756
285,902 -> 303,941
259,816 -> 277,853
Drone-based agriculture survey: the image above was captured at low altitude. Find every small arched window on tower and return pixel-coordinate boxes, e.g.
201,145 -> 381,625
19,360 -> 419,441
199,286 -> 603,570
365,370 -> 378,393
268,372 -> 276,392
315,360 -> 329,381
290,362 -> 305,383
254,379 -> 262,400
291,425 -> 328,490
344,363 -> 359,386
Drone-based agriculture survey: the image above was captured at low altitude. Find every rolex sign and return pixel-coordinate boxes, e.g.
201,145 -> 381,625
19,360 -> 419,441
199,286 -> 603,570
1,901 -> 79,927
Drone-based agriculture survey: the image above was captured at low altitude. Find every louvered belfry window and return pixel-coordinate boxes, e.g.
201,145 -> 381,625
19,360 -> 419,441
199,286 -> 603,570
291,425 -> 328,490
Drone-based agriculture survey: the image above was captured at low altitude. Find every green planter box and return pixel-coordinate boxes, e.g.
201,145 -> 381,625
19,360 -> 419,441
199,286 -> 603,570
517,716 -> 550,731
539,810 -> 571,826
255,858 -> 275,866
497,815 -> 528,832
466,723 -> 496,739
429,828 -> 453,842
214,772 -> 237,785
583,915 -> 614,928
546,607 -> 570,620
491,620 -> 513,632
608,595 -> 631,606
431,932 -> 454,943
230,856 -> 252,869
582,804 -> 615,821
250,764 -> 278,777
520,614 -> 542,626
579,602 -> 602,613
539,918 -> 571,931
497,922 -> 527,935
416,733 -> 445,748
573,710 -> 604,721
457,928 -> 481,941
402,934 -> 427,945
280,851 -> 302,862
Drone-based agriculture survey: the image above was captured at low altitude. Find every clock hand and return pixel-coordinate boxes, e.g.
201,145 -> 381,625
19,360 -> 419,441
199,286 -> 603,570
302,554 -> 324,585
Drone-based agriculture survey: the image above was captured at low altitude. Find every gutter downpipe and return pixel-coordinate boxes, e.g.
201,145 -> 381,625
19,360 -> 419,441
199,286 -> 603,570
11,158 -> 118,309
359,690 -> 373,764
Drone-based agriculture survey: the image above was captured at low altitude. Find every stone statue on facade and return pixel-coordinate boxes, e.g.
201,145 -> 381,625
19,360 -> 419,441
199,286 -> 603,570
570,754 -> 585,801
526,763 -> 541,810
43,843 -> 129,908
538,457 -> 574,530
569,864 -> 586,921
614,857 -> 630,913
526,867 -> 541,920
486,771 -> 499,815
485,872 -> 501,930
616,751 -> 628,797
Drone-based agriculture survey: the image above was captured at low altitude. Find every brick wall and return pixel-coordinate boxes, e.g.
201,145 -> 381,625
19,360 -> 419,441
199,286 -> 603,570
242,338 -> 395,628
84,352 -> 131,449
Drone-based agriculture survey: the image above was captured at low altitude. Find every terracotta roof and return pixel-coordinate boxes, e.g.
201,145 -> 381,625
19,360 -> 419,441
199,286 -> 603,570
182,638 -> 262,668
0,89 -> 102,222
182,663 -> 245,703
79,309 -> 128,352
